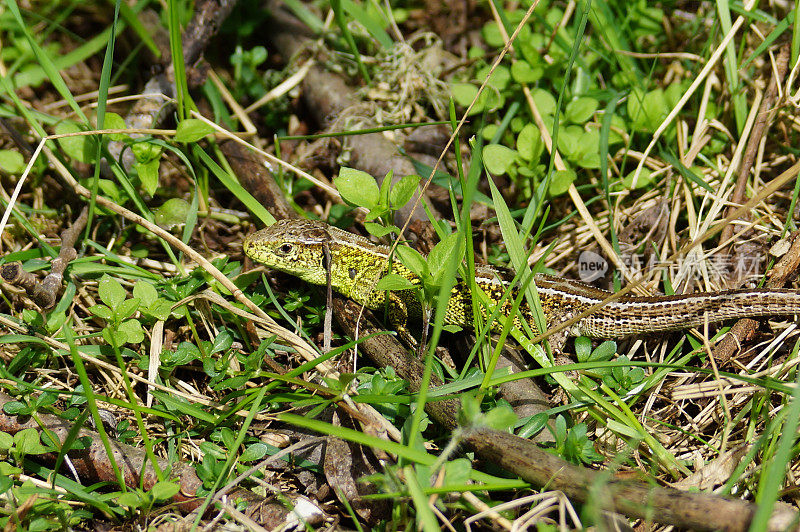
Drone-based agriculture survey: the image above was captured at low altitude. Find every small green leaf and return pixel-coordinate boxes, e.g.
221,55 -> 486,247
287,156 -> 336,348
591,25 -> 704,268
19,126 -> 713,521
548,169 -> 575,196
573,130 -> 601,169
364,222 -> 399,237
131,141 -> 161,164
554,414 -> 567,442
620,168 -> 653,190
211,331 -> 233,354
556,125 -> 583,159
240,442 -> 269,462
46,311 -> 67,334
590,340 -> 617,362
427,232 -> 463,280
137,158 -> 160,196
0,431 -> 13,451
102,326 -> 123,346
14,428 -> 45,455
199,440 -> 226,459
117,491 -> 143,508
117,319 -> 144,344
628,88 -> 669,132
565,97 -> 598,124
574,336 -> 592,362
450,82 -> 478,107
151,481 -> 180,501
482,404 -> 517,431
511,60 -> 542,83
174,119 -> 215,143
98,274 -> 126,309
335,167 -> 380,209
444,458 -> 472,485
378,170 -> 393,207
55,121 -> 95,164
115,298 -> 140,321
476,64 -> 511,90
389,174 -> 420,209
395,246 -> 428,278
154,198 -> 191,229
363,205 -> 389,222
104,112 -> 128,141
516,124 -> 544,162
531,89 -> 556,116
146,300 -> 173,321
375,273 -> 416,291
457,395 -> 482,426
0,150 -> 25,174
518,413 -> 549,439
133,281 -> 158,307
483,144 -> 518,175
481,23 -> 505,47
88,304 -> 113,320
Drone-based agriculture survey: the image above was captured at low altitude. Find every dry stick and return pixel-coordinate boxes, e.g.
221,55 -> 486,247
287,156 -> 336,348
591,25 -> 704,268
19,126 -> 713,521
720,42 -> 791,248
331,299 -> 797,532
1,207 -> 88,309
220,141 -> 298,222
37,207 -> 89,306
463,428 -> 796,532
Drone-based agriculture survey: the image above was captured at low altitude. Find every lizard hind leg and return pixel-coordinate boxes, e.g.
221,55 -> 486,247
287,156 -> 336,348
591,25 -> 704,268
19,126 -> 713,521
542,328 -> 569,355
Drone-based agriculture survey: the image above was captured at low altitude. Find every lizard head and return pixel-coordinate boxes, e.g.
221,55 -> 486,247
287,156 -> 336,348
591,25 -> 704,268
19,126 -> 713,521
243,219 -> 330,285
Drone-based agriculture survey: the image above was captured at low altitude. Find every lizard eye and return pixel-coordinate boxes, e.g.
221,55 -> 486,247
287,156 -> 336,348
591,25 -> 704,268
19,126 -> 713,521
277,243 -> 293,254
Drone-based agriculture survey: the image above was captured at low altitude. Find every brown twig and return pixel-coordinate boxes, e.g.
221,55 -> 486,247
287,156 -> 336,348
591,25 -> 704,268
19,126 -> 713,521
221,141 -> 298,222
1,207 -> 87,309
720,43 -> 790,248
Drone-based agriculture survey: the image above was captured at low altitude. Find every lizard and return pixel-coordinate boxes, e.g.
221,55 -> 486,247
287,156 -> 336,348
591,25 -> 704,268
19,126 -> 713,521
243,218 -> 800,352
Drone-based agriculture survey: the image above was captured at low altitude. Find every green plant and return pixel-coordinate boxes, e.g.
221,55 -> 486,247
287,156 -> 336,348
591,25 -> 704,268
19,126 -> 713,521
550,415 -> 604,465
574,338 -> 645,392
113,481 -> 180,513
374,230 -> 464,335
87,275 -> 144,347
334,167 -> 420,237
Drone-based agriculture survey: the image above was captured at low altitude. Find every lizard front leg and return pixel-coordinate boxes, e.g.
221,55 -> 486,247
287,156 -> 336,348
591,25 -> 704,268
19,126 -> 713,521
386,291 -> 419,349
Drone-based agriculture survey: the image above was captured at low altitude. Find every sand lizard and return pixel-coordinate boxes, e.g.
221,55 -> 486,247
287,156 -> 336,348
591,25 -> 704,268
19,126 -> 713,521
243,218 -> 800,351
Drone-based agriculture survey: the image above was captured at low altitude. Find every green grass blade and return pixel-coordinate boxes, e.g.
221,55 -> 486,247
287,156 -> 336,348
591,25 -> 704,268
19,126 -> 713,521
405,465 -> 440,531
715,0 -> 747,133
6,0 -> 88,122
